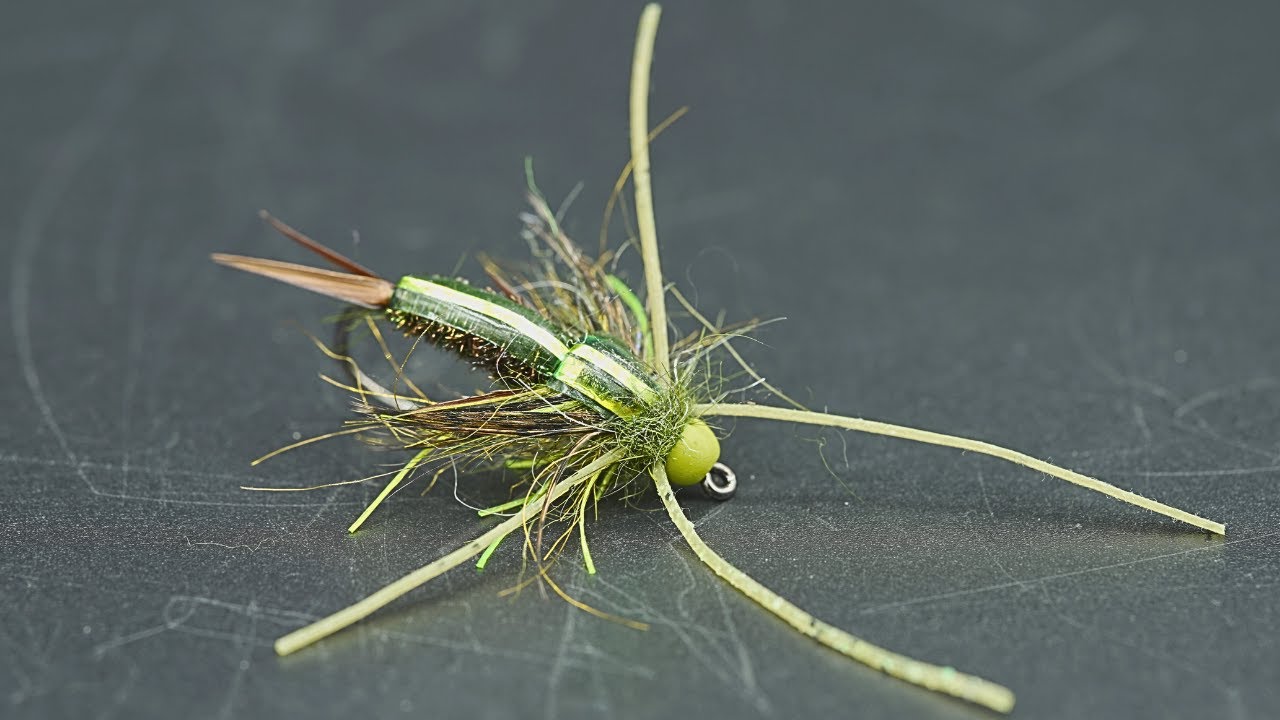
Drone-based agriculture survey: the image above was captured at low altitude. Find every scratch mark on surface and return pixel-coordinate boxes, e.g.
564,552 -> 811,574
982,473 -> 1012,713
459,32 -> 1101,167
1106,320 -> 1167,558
0,452 -> 374,507
1071,320 -> 1277,460
974,469 -> 996,521
710,578 -> 771,714
1004,14 -> 1143,102
92,595 -> 308,656
10,19 -> 170,501
590,542 -> 771,707
1129,465 -> 1280,478
117,181 -> 152,496
1039,586 -> 1235,698
216,600 -> 258,720
1174,378 -> 1280,419
184,536 -> 272,552
543,590 -> 577,720
1131,403 -> 1153,442
1071,322 -> 1179,405
861,531 -> 1274,615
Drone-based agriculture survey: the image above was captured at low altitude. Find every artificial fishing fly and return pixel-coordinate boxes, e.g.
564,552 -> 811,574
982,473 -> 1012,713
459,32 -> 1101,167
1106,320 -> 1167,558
213,5 -> 1226,714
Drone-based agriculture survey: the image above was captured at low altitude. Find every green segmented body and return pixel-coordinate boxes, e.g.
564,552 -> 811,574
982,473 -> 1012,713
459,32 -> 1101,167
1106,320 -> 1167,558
388,275 -> 660,417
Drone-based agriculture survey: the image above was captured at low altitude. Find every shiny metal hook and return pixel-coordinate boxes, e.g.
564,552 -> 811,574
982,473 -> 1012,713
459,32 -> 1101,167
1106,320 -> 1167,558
701,462 -> 737,501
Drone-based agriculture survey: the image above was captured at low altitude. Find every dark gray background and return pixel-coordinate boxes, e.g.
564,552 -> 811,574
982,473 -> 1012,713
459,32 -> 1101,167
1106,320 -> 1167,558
4,2 -> 1278,718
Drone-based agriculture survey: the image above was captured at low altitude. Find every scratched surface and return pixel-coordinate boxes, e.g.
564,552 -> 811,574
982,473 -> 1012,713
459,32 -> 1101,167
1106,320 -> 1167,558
3,2 -> 1279,718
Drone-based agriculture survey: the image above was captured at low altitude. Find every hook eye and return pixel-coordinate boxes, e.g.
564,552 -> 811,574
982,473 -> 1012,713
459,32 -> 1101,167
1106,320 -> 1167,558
701,462 -> 736,501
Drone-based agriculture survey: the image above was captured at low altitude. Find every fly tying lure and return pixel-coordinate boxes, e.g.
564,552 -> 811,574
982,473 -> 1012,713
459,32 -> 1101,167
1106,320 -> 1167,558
213,5 -> 1225,713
